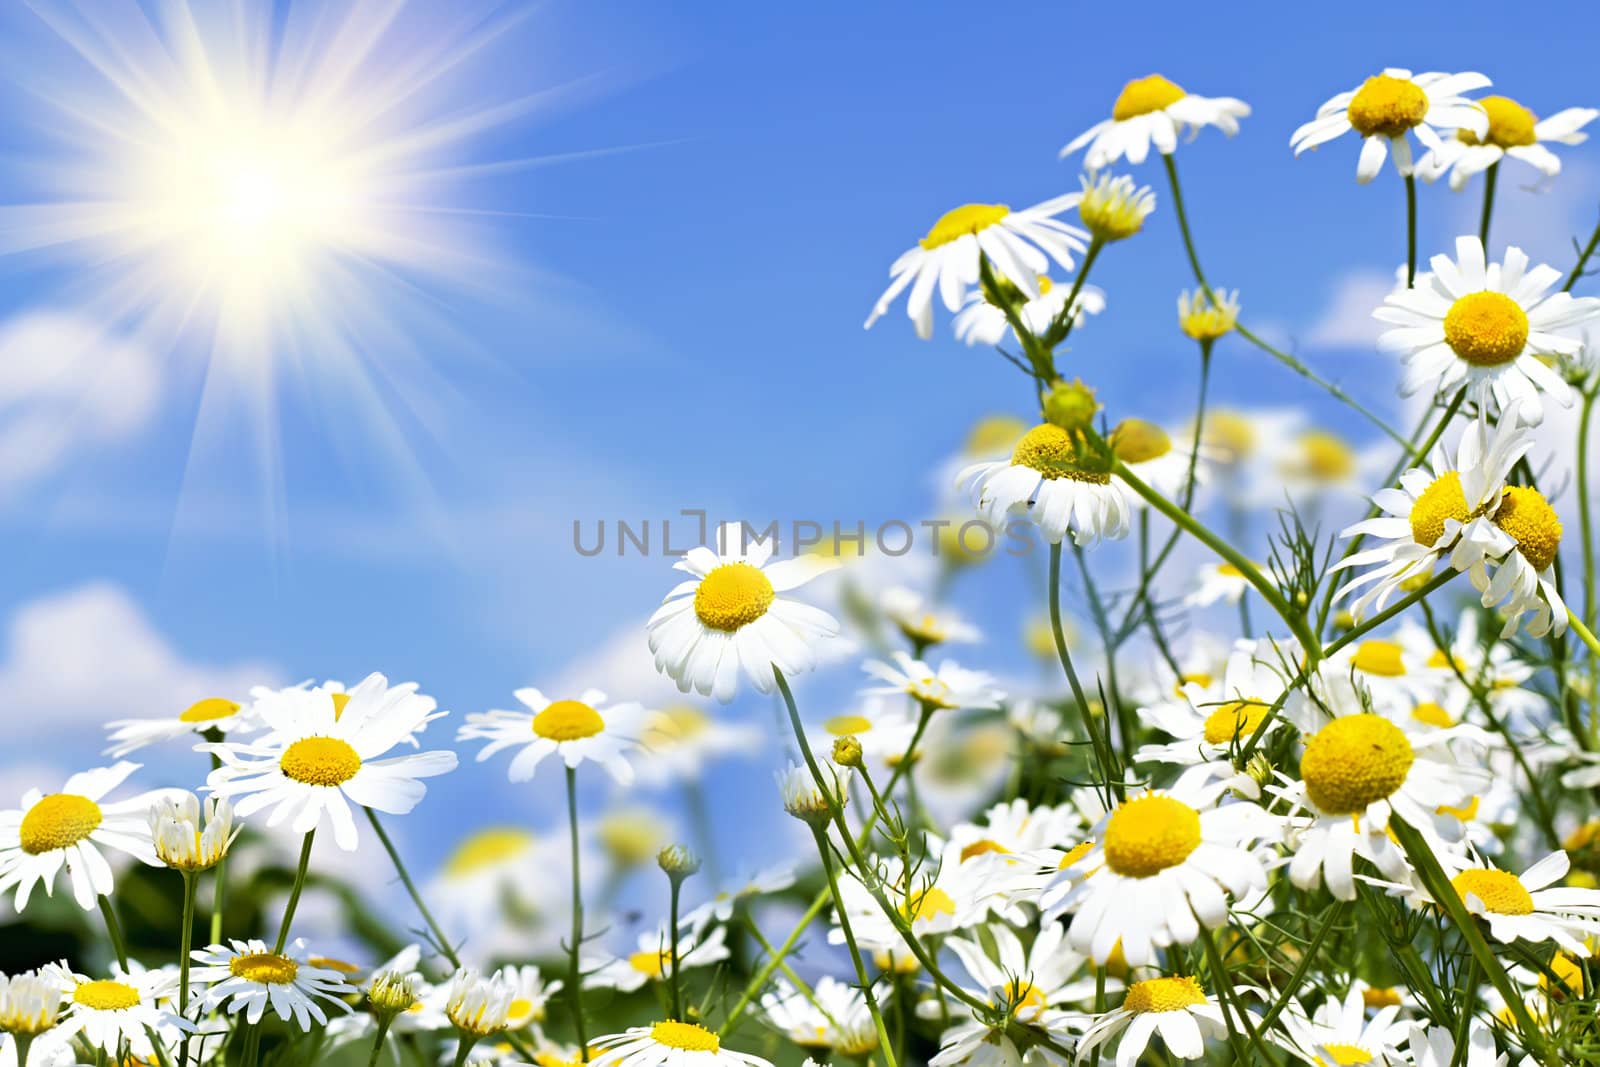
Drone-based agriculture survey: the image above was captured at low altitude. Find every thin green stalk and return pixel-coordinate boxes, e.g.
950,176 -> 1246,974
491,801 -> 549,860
1072,543 -> 1134,770
667,878 -> 685,1021
364,808 -> 461,967
718,893 -> 828,1037
1164,154 -> 1209,289
564,766 -> 590,1059
1478,162 -> 1498,248
1405,173 -> 1418,287
273,830 -> 316,954
1048,542 -> 1121,798
809,825 -> 898,1067
1565,216 -> 1600,291
1045,237 -> 1105,347
99,895 -> 130,969
1568,610 -> 1600,661
1255,902 -> 1350,1033
366,1019 -> 396,1067
207,744 -> 227,945
1580,385 -> 1598,629
178,871 -> 198,1067
450,1035 -> 480,1067
1196,924 -> 1283,1067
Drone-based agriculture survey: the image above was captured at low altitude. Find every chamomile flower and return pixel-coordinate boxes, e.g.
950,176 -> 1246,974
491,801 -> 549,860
1108,417 -> 1203,502
148,793 -> 237,873
458,688 -> 645,785
951,274 -> 1106,347
443,967 -> 515,1038
1062,74 -> 1250,169
1185,561 -> 1253,608
1409,1022 -> 1509,1067
428,827 -> 574,964
864,197 -> 1089,339
0,969 -> 60,1039
497,965 -> 561,1031
878,587 -> 981,648
0,762 -> 172,911
1291,69 -> 1489,181
1041,778 -> 1271,967
1420,95 -> 1598,190
862,651 -> 1004,712
1072,172 -> 1157,243
48,962 -> 187,1058
204,673 -> 457,850
681,865 -> 796,927
1278,987 -> 1409,1067
830,853 -> 986,951
1414,850 -> 1600,954
191,939 -> 353,1029
777,761 -> 849,826
635,704 -> 763,787
959,422 -> 1131,547
761,976 -> 883,1057
647,522 -> 840,702
1178,287 -> 1240,342
590,1021 -> 772,1067
1459,483 -> 1569,639
1075,976 -> 1239,1065
1381,237 -> 1600,422
585,922 -> 729,994
104,696 -> 257,757
944,921 -> 1099,1025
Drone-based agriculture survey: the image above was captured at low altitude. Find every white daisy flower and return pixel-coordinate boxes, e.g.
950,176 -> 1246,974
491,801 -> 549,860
46,961 -> 187,1058
459,687 -> 645,786
322,945 -> 448,1049
1062,74 -> 1249,170
947,798 -> 1086,864
592,1022 -> 771,1067
190,938 -> 353,1029
1333,414 -> 1531,618
0,762 -> 173,911
647,522 -> 840,702
1075,976 -> 1240,1065
1109,417 -> 1204,504
761,976 -> 882,1057
1278,987 -> 1409,1066
777,761 -> 849,826
498,964 -> 561,1031
1041,777 -> 1272,967
1381,239 -> 1600,426
1409,1022 -> 1509,1067
443,967 -> 515,1038
959,422 -> 1131,547
104,696 -> 258,758
878,586 -> 981,648
635,704 -> 763,787
426,827 -> 576,965
864,197 -> 1089,339
1403,850 -> 1600,955
1291,69 -> 1489,182
585,922 -> 729,994
1178,287 -> 1241,343
0,969 -> 61,1039
1185,561 -> 1253,608
861,651 -> 1004,713
1073,171 -> 1158,244
148,792 -> 237,873
204,673 -> 457,850
951,274 -> 1106,347
1420,95 -> 1598,190
681,864 -> 796,928
829,852 -> 990,951
1456,481 -> 1569,639
943,921 -> 1098,1028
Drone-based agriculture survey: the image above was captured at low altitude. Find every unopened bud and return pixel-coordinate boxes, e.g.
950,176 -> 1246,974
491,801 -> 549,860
657,843 -> 701,881
1041,378 -> 1100,431
368,971 -> 419,1021
832,736 -> 864,768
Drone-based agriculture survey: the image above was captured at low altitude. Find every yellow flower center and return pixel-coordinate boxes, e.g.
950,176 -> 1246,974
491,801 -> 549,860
966,415 -> 1027,456
73,980 -> 141,1011
904,886 -> 956,923
508,997 -> 540,1022
644,706 -> 709,748
1011,423 -> 1110,483
693,562 -> 776,632
1351,640 -> 1407,677
1300,715 -> 1414,815
1122,976 -> 1206,1014
1058,839 -> 1095,869
1347,74 -> 1429,138
1493,485 -> 1562,572
1443,292 -> 1529,367
19,793 -> 103,855
230,952 -> 300,984
920,204 -> 1010,250
179,697 -> 240,723
533,700 -> 606,741
1458,96 -> 1537,148
825,714 -> 873,736
1204,411 -> 1256,460
1176,672 -> 1215,695
1411,702 -> 1455,728
998,980 -> 1047,1017
1110,418 -> 1173,464
444,828 -> 533,875
1451,868 -> 1534,915
1320,1044 -> 1375,1065
628,951 -> 670,977
958,838 -> 1010,863
1112,75 -> 1186,121
1202,701 -> 1270,745
1299,431 -> 1355,482
1361,987 -> 1402,1009
279,736 -> 362,786
1409,471 -> 1470,547
1547,952 -> 1585,997
650,1021 -> 719,1053
1102,795 -> 1202,878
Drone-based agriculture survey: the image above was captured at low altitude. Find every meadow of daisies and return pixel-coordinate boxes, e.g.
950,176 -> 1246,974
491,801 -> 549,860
7,66 -> 1600,1067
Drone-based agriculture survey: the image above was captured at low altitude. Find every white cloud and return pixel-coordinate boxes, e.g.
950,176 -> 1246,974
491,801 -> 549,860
0,582 -> 277,749
0,311 -> 161,497
1305,269 -> 1398,350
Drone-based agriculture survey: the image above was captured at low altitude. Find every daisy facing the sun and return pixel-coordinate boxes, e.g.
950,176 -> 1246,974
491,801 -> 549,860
1061,74 -> 1250,170
1291,69 -> 1490,182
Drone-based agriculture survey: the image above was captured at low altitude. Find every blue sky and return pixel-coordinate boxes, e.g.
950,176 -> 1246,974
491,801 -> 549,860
1,0 -> 1599,913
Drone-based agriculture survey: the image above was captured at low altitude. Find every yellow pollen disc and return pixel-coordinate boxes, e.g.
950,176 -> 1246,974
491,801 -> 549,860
508,997 -> 538,1021
279,736 -> 362,786
1411,702 -> 1455,728
958,838 -> 1010,863
1443,291 -> 1529,367
179,697 -> 240,723
1110,418 -> 1173,464
647,706 -> 708,746
920,203 -> 1010,250
1102,795 -> 1202,878
650,1020 -> 720,1053
1426,649 -> 1465,671
1451,868 -> 1534,915
1202,701 -> 1269,745
1122,976 -> 1206,1014
1346,74 -> 1428,137
1409,471 -> 1470,547
1321,1044 -> 1375,1065
1547,952 -> 1584,997
1351,639 -> 1407,677
19,793 -> 103,855
826,714 -> 873,736
445,828 -> 533,875
1459,96 -> 1538,148
1036,274 -> 1054,295
1011,423 -> 1110,483
693,562 -> 776,632
1437,795 -> 1480,821
73,980 -> 141,1011
230,952 -> 300,984
966,414 -> 1027,456
629,950 -> 670,977
905,886 -> 956,922
1492,486 -> 1562,572
1361,987 -> 1402,1009
532,700 -> 606,742
1112,74 -> 1186,121
1300,715 -> 1414,815
331,692 -> 352,719
1203,411 -> 1255,460
1299,431 -> 1355,482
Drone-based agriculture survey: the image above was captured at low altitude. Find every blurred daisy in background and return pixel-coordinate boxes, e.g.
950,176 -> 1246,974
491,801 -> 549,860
877,587 -> 981,649
586,921 -> 730,993
951,273 -> 1105,347
1109,417 -> 1203,502
635,704 -> 763,788
1185,561 -> 1253,608
105,696 -> 256,758
761,976 -> 882,1059
1291,69 -> 1489,181
1061,74 -> 1249,169
861,651 -> 1004,712
458,687 -> 644,785
1420,95 -> 1598,190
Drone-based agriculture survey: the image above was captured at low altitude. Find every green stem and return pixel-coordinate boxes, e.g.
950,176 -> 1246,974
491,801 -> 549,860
1568,609 -> 1600,661
564,766 -> 590,1059
1044,238 -> 1105,348
98,895 -> 130,970
273,830 -> 316,954
365,808 -> 461,967
1580,386 -> 1598,630
1164,154 -> 1209,290
178,872 -> 198,1067
718,894 -> 828,1037
667,878 -> 684,1021
367,1018 -> 395,1067
1478,162 -> 1498,248
1048,542 -> 1121,798
1405,173 -> 1418,287
207,746 -> 227,945
809,826 -> 898,1067
1196,924 -> 1282,1067
1565,216 -> 1600,292
451,1035 -> 480,1067
1255,902 -> 1350,1033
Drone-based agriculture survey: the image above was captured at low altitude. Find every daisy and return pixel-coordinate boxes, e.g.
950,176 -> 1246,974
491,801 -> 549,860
500,964 -> 562,1031
1458,482 -> 1569,639
204,673 -> 457,850
1332,414 -> 1531,618
1073,171 -> 1157,244
1278,987 -> 1409,1066
1075,975 -> 1240,1065
635,704 -> 763,787
0,969 -> 61,1041
0,762 -> 172,911
959,422 -> 1131,547
944,921 -> 1099,1025
1062,74 -> 1249,170
1409,1022 -> 1509,1067
46,961 -> 187,1058
647,522 -> 840,702
1041,777 -> 1272,966
1378,236 -> 1600,423
104,696 -> 257,758
1291,69 -> 1489,182
1178,287 -> 1240,343
589,1021 -> 772,1067
681,864 -> 796,928
861,651 -> 1004,713
878,586 -> 981,649
864,197 -> 1089,339
457,687 -> 645,787
585,922 -> 730,994
811,700 -> 919,775
322,946 -> 449,1049
1420,95 -> 1599,190
951,274 -> 1106,347
1278,429 -> 1362,492
191,938 -> 352,1029
1185,561 -> 1253,608
443,967 -> 515,1039
946,798 -> 1086,864
427,826 -> 576,964
761,976 -> 883,1058
148,793 -> 237,873
778,761 -> 849,826
830,853 -> 987,952
1411,850 -> 1600,955
1109,417 -> 1203,503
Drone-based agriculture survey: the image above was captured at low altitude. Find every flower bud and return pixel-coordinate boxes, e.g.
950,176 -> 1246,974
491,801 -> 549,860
831,736 -> 864,769
657,843 -> 701,881
1040,378 -> 1100,431
1076,173 -> 1155,243
0,970 -> 60,1037
1178,288 -> 1240,342
368,971 -> 420,1022
777,761 -> 847,827
149,793 -> 236,873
